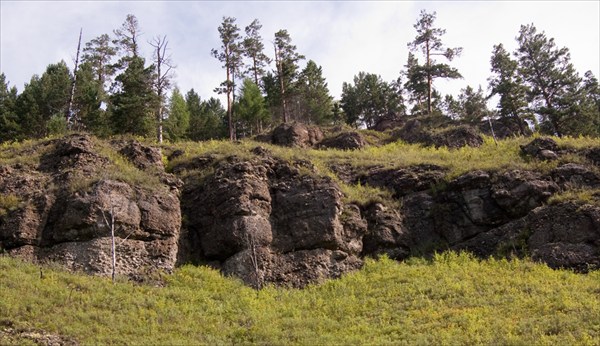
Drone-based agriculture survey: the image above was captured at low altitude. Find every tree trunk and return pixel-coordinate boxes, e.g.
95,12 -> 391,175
274,44 -> 288,123
227,64 -> 234,141
156,47 -> 163,143
110,205 -> 116,284
67,28 -> 83,128
426,40 -> 432,116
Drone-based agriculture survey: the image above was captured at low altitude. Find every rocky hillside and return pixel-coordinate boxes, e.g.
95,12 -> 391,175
1,127 -> 599,288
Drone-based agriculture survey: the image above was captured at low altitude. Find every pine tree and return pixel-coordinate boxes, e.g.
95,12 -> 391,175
403,52 -> 428,115
273,29 -> 305,123
0,74 -> 20,142
408,10 -> 462,115
212,16 -> 242,141
488,43 -> 532,135
296,60 -> 333,125
341,72 -> 402,129
515,24 -> 581,136
82,33 -> 118,90
453,85 -> 492,124
242,19 -> 271,88
187,91 -> 227,141
16,61 -> 72,137
109,56 -> 158,136
73,61 -> 110,137
113,14 -> 142,62
236,78 -> 269,136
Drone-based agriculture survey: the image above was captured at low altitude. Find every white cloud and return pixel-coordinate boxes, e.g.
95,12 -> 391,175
1,0 -> 598,105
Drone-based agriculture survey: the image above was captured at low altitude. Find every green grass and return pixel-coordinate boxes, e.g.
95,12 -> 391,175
1,252 -> 598,345
165,135 -> 598,181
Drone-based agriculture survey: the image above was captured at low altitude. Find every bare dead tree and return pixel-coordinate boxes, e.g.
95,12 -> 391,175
66,28 -> 83,128
245,233 -> 263,290
100,197 -> 118,283
149,35 -> 174,143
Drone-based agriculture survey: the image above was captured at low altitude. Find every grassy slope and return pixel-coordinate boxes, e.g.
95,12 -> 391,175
1,253 -> 598,345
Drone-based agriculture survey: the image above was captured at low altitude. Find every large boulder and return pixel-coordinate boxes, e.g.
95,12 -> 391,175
319,132 -> 367,150
520,137 -> 559,160
271,122 -> 324,148
117,140 -> 164,171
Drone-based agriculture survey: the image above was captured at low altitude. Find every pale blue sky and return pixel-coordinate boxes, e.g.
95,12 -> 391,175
1,1 -> 598,104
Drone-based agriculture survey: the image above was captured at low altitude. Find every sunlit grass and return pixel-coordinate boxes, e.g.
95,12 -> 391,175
1,253 -> 598,345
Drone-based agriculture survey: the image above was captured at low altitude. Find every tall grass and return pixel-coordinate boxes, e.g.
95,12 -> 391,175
1,253 -> 598,345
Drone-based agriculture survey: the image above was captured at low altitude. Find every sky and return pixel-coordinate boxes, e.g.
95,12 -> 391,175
1,1 -> 599,106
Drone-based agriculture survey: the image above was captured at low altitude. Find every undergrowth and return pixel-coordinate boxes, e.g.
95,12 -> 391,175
0,253 -> 598,345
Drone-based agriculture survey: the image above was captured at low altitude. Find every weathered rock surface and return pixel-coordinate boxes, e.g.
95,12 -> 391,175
0,134 -> 181,280
180,153 -> 367,287
116,140 -> 165,171
319,132 -> 367,150
270,122 -> 324,148
394,121 -> 484,148
2,133 -> 599,289
520,137 -> 559,160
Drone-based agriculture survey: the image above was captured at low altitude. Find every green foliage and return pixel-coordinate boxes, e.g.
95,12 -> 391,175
73,62 -> 111,137
164,87 -> 190,142
0,194 -> 21,217
295,60 -> 334,125
212,16 -> 243,141
515,24 -> 585,137
488,43 -> 532,135
407,10 -> 462,115
1,253 -> 598,345
235,79 -> 269,137
341,72 -> 402,129
242,19 -> 271,87
0,74 -> 21,143
186,91 -> 227,141
46,114 -> 68,136
273,29 -> 305,123
15,61 -> 72,138
109,56 -> 158,137
445,85 -> 492,124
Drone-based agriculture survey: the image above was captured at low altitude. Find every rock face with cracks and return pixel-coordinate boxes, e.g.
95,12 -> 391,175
180,154 -> 366,288
0,134 -> 181,280
1,135 -> 599,288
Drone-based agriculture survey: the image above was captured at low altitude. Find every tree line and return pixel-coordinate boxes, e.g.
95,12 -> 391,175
0,10 -> 598,144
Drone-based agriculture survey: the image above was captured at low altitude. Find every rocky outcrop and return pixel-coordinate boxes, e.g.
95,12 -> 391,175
520,137 -> 560,160
2,133 -> 599,289
394,121 -> 483,148
479,118 -> 532,138
270,122 -> 324,148
454,202 -> 600,271
116,140 -> 165,171
319,132 -> 367,150
180,153 -> 367,288
0,134 -> 181,280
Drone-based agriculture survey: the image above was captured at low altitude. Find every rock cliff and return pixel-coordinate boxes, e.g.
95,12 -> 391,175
1,134 -> 599,288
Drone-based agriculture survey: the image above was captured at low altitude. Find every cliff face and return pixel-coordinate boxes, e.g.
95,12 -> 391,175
0,135 -> 182,280
1,134 -> 599,288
